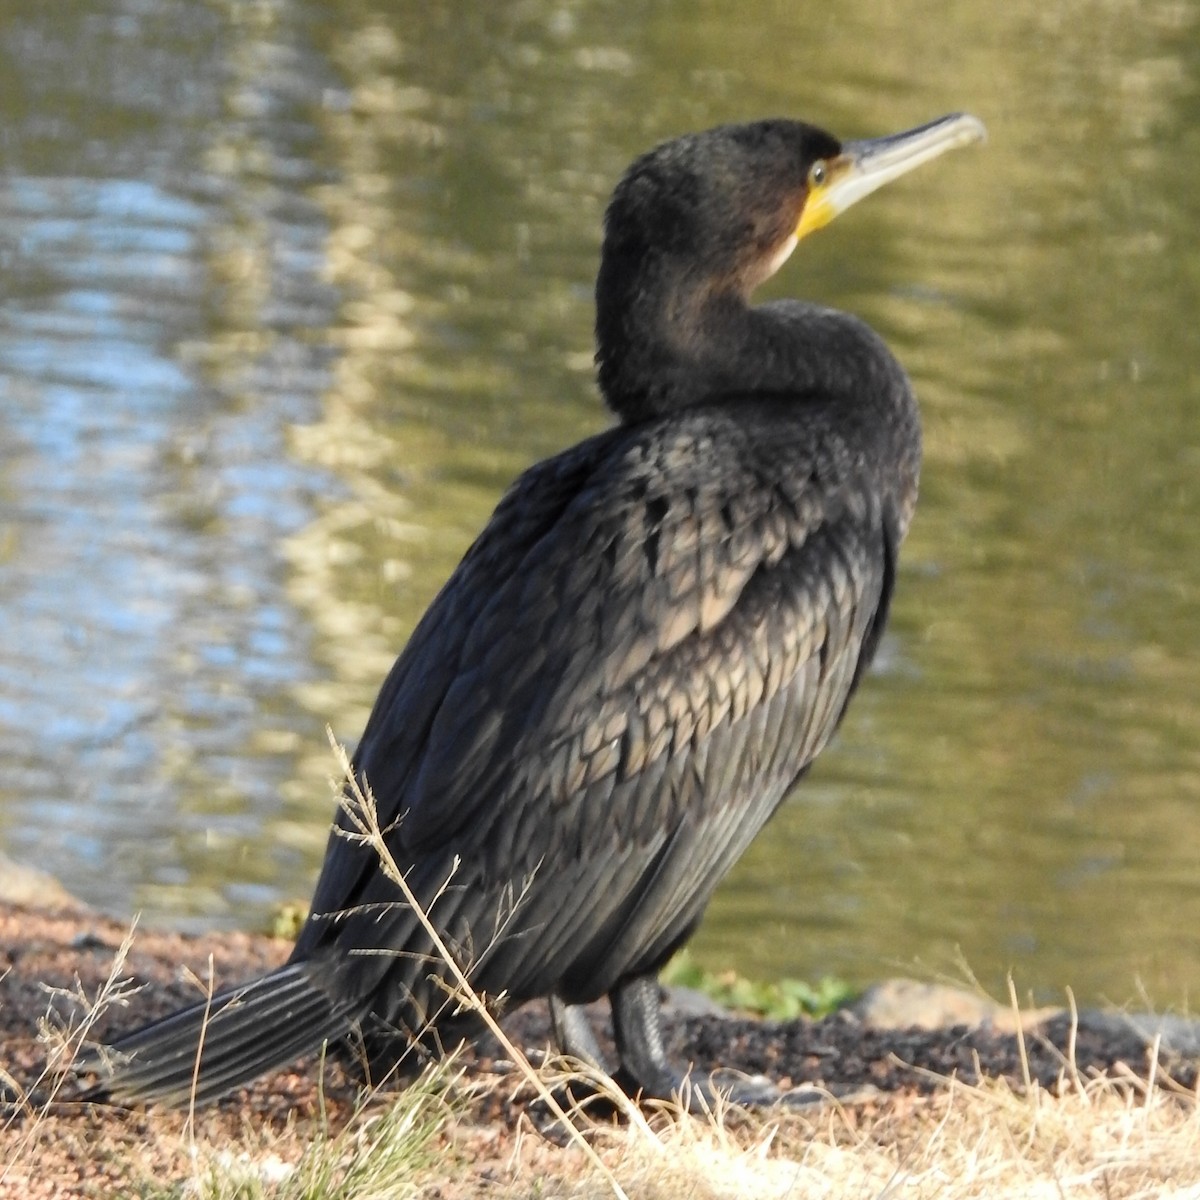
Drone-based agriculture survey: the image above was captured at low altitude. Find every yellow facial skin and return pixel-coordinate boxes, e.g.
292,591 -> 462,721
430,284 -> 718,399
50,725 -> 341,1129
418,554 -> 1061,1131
796,112 -> 986,242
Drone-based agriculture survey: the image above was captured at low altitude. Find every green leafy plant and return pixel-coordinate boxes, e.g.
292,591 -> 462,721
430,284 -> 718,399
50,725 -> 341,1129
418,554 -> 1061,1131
662,951 -> 855,1020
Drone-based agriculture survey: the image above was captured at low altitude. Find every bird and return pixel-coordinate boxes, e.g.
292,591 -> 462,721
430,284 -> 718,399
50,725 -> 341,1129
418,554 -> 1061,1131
87,111 -> 985,1109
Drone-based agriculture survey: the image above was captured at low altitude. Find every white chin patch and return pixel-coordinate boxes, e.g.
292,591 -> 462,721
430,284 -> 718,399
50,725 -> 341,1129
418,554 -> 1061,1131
765,234 -> 798,278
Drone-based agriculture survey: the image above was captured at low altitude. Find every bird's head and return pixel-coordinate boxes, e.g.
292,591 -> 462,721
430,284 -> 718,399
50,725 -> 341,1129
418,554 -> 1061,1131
595,113 -> 986,418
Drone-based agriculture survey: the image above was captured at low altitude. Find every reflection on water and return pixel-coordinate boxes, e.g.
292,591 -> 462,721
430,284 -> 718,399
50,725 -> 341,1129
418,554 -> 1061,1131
0,0 -> 342,918
1,0 -> 1199,1006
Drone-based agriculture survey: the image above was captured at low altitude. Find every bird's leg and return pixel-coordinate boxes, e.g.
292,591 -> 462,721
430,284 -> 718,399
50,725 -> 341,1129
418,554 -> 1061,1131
611,973 -> 803,1111
548,995 -> 607,1070
610,973 -> 683,1100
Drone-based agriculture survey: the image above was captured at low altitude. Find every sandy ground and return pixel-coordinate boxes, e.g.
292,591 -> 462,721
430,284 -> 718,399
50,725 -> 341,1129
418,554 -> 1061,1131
1,902 -> 1193,1197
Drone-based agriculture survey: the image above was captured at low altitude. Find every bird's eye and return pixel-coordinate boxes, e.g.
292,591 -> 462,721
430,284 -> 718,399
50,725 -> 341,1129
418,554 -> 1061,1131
809,162 -> 827,188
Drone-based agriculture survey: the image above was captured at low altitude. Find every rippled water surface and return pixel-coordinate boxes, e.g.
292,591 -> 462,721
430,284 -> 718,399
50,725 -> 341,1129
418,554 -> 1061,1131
2,0 -> 1198,1006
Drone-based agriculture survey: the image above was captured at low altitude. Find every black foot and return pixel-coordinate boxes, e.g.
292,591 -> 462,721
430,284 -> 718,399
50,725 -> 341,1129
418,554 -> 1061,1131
610,973 -> 816,1112
548,996 -> 607,1070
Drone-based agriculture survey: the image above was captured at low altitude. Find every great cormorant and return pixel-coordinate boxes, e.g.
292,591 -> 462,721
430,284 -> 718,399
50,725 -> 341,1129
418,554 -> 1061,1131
89,112 -> 985,1108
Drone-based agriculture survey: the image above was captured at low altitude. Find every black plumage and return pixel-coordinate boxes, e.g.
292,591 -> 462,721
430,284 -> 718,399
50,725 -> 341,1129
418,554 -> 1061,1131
90,112 -> 984,1108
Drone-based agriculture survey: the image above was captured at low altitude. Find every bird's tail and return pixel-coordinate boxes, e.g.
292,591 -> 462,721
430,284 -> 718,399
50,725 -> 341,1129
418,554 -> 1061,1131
84,961 -> 365,1107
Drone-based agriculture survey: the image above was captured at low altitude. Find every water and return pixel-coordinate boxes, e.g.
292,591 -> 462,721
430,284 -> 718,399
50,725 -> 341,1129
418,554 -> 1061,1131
1,0 -> 1198,1007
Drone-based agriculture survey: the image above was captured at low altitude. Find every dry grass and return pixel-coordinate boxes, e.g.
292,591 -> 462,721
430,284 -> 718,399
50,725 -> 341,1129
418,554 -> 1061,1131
162,1064 -> 1199,1200
0,924 -> 140,1191
165,1061 -> 460,1200
8,1052 -> 1200,1199
504,1070 -> 1200,1200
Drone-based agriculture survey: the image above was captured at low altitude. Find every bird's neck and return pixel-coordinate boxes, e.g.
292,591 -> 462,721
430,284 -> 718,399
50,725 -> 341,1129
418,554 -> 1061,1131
596,283 -> 907,427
